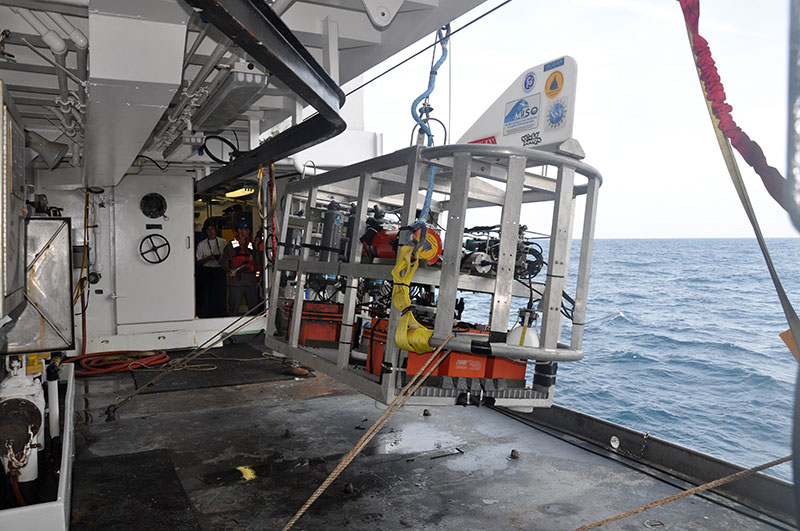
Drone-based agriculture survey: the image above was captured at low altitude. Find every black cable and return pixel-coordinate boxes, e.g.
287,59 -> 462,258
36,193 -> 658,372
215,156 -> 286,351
232,129 -> 240,150
343,0 -> 514,98
137,155 -> 168,172
464,224 -> 501,234
201,135 -> 239,164
513,276 -> 574,322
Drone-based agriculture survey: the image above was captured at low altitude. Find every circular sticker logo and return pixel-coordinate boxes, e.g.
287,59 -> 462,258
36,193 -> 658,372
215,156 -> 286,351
547,100 -> 566,128
522,72 -> 536,93
545,70 -> 564,98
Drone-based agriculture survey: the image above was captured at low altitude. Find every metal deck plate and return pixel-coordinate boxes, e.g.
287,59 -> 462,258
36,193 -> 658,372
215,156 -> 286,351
73,366 -> 782,530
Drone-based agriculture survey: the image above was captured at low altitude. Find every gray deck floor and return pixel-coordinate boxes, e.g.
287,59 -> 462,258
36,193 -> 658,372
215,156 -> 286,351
71,362 -> 778,530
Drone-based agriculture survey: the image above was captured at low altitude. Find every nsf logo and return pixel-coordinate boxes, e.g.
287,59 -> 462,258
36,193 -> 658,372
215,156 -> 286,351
522,72 -> 536,93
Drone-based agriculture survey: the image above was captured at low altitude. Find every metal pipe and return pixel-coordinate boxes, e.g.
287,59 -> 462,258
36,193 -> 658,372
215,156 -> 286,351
52,52 -> 74,130
292,157 -> 319,176
12,7 -> 74,131
47,380 -> 60,439
182,39 -> 230,109
428,334 -> 583,362
45,12 -> 88,101
153,39 -> 230,146
11,7 -> 67,54
183,25 -> 208,70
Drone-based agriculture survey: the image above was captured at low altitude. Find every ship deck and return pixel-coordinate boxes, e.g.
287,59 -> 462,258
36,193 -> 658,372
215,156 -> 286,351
69,336 -> 792,530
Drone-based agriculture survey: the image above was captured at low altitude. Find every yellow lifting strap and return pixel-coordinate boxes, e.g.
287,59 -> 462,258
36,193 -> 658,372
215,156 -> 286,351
391,245 -> 434,353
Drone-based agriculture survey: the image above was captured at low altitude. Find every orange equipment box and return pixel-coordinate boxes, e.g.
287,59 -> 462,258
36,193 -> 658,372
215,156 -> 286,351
364,318 -> 521,380
284,301 -> 352,348
485,356 -> 527,380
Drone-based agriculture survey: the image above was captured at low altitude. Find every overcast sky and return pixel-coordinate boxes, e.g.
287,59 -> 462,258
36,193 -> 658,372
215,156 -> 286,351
360,0 -> 797,239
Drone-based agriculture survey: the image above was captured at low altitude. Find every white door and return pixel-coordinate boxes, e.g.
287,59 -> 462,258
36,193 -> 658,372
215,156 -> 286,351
113,174 -> 194,325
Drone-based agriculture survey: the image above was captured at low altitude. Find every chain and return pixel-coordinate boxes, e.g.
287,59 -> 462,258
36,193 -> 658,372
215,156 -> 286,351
5,425 -> 35,473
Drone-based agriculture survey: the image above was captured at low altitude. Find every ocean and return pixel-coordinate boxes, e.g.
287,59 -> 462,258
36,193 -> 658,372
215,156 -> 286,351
460,238 -> 799,482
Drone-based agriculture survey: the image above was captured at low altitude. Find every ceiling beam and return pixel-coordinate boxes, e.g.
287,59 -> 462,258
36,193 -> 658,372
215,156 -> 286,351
13,96 -> 56,107
6,84 -> 60,95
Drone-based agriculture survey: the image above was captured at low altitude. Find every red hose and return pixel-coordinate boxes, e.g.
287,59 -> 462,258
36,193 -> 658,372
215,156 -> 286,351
64,351 -> 170,377
11,476 -> 26,506
269,164 -> 278,263
80,286 -> 87,356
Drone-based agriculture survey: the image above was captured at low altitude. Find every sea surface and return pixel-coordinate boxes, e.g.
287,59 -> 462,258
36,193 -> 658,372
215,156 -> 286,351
459,238 -> 799,482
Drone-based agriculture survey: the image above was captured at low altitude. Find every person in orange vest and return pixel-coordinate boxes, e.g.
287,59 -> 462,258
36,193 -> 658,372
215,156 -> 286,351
221,218 -> 261,315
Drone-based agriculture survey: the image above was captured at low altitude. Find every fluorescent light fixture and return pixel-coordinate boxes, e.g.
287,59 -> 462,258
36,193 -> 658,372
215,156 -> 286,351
225,186 -> 255,198
194,63 -> 268,132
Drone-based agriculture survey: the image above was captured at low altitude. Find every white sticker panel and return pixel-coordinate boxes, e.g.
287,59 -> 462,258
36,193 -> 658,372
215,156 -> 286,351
458,56 -> 577,152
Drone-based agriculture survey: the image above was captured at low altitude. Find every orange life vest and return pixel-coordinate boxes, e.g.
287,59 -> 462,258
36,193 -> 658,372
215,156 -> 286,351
230,238 -> 256,273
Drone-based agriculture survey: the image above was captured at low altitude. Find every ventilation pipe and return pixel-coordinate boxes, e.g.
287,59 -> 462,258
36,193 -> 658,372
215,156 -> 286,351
45,12 -> 88,105
11,7 -> 75,134
153,39 -> 230,149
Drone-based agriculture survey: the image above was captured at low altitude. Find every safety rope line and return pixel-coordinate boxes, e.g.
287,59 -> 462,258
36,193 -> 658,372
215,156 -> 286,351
282,335 -> 455,531
678,0 -> 790,212
679,0 -> 800,363
104,301 -> 267,419
575,454 -> 791,530
409,24 -> 450,237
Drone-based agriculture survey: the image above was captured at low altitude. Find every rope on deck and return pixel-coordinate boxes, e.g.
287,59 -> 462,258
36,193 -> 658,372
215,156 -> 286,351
282,335 -> 455,531
103,301 -> 267,420
575,454 -> 792,530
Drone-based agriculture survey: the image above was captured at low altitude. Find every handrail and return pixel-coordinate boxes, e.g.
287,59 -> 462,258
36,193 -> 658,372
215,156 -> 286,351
421,144 -> 603,186
185,0 -> 347,195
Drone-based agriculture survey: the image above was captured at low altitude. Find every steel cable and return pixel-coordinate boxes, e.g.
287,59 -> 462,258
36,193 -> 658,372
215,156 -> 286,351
575,454 -> 791,530
282,335 -> 455,530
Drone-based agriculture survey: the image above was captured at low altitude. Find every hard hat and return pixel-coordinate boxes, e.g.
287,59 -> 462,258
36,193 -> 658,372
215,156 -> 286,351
236,218 -> 251,230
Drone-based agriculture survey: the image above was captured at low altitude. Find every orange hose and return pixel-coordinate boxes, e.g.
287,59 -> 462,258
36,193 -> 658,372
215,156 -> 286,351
64,351 -> 169,377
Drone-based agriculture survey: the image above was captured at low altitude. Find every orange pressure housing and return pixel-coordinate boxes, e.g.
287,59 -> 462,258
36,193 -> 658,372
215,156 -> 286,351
362,228 -> 442,265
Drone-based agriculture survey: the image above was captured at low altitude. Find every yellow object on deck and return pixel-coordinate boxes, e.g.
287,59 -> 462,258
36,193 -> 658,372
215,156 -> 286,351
391,245 -> 433,353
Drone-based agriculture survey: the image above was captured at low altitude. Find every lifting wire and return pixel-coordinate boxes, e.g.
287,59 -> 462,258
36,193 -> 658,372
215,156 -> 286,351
103,301 -> 267,419
342,0 -> 514,99
575,454 -> 791,530
409,24 -> 450,240
282,335 -> 455,531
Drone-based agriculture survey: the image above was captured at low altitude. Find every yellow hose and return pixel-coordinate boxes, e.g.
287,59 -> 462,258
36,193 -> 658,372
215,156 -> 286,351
391,245 -> 433,353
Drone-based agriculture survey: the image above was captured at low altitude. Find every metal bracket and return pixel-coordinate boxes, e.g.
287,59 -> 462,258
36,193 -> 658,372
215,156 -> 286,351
361,0 -> 403,28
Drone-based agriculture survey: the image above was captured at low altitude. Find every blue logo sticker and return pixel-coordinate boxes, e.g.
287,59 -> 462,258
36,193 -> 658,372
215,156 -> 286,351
504,95 -> 540,135
544,58 -> 565,72
522,72 -> 536,93
547,100 -> 566,128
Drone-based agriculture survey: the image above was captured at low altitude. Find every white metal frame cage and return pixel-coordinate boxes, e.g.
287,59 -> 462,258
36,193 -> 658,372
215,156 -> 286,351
265,143 -> 602,408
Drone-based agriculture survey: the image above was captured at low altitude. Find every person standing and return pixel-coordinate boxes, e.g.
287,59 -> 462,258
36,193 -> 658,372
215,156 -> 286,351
221,218 -> 261,315
196,220 -> 228,317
